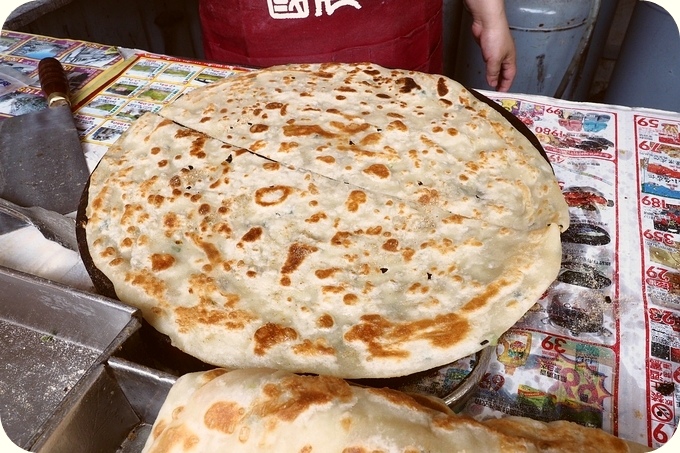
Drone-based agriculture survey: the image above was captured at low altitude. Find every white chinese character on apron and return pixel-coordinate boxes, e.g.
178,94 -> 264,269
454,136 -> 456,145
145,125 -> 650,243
267,0 -> 361,19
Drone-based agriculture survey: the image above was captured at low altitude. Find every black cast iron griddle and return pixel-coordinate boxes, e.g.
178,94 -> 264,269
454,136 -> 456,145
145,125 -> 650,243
468,88 -> 552,169
74,84 -> 555,378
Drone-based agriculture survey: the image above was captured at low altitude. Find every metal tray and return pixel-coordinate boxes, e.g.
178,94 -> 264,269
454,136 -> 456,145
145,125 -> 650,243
0,265 -> 142,450
33,357 -> 176,453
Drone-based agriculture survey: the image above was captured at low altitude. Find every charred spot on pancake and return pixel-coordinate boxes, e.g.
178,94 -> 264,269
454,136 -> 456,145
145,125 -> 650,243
169,175 -> 181,187
312,316 -> 331,331
437,77 -> 449,97
255,185 -> 293,206
151,253 -> 175,272
293,339 -> 336,356
345,190 -> 367,212
282,243 -> 318,274
362,164 -> 390,179
397,77 -> 421,94
343,293 -> 359,305
345,313 -> 470,359
198,203 -> 211,215
363,68 -> 380,76
253,323 -> 299,356
315,268 -> 339,279
382,239 -> 399,252
330,231 -> 352,247
240,227 -> 263,243
203,401 -> 245,434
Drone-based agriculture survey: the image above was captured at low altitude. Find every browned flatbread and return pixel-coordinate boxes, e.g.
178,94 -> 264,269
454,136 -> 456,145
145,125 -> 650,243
159,62 -> 569,232
142,368 -> 634,453
83,63 -> 568,378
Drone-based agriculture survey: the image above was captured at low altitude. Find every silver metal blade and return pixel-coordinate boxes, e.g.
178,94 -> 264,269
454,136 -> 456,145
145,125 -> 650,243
0,105 -> 89,214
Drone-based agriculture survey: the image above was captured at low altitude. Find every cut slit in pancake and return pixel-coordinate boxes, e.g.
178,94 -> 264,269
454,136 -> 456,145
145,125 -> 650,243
159,62 -> 569,232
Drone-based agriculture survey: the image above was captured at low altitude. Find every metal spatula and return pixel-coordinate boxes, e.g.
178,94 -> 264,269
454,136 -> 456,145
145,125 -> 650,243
0,57 -> 89,215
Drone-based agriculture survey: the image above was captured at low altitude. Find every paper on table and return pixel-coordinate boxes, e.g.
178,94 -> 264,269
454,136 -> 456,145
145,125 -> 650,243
459,90 -> 680,450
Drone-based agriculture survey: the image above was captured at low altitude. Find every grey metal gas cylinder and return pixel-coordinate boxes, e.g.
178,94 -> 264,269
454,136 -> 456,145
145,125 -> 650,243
453,0 -> 616,99
604,1 -> 680,112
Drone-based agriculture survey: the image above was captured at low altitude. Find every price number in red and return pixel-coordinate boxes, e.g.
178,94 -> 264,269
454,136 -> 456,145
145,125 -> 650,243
647,266 -> 670,281
549,153 -> 566,164
646,266 -> 672,290
541,335 -> 568,355
534,126 -> 565,138
644,229 -> 675,246
641,195 -> 669,209
652,421 -> 675,446
637,117 -> 661,128
649,307 -> 678,327
545,107 -> 564,117
638,140 -> 661,152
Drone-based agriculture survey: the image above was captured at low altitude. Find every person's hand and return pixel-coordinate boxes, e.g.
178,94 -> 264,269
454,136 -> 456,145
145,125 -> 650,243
470,18 -> 516,92
464,0 -> 516,92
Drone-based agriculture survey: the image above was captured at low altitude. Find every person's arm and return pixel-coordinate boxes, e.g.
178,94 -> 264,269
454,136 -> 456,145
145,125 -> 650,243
463,0 -> 516,92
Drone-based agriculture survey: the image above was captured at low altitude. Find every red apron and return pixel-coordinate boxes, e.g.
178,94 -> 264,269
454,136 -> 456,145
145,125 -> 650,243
199,0 -> 443,73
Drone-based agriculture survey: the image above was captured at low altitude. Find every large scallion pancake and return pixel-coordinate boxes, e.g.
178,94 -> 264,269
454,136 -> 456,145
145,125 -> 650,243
83,63 -> 568,378
141,368 -> 632,453
159,62 -> 569,232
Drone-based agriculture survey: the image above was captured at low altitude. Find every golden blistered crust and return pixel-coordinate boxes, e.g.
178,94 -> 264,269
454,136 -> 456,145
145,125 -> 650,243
85,63 -> 567,379
142,369 -> 631,453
